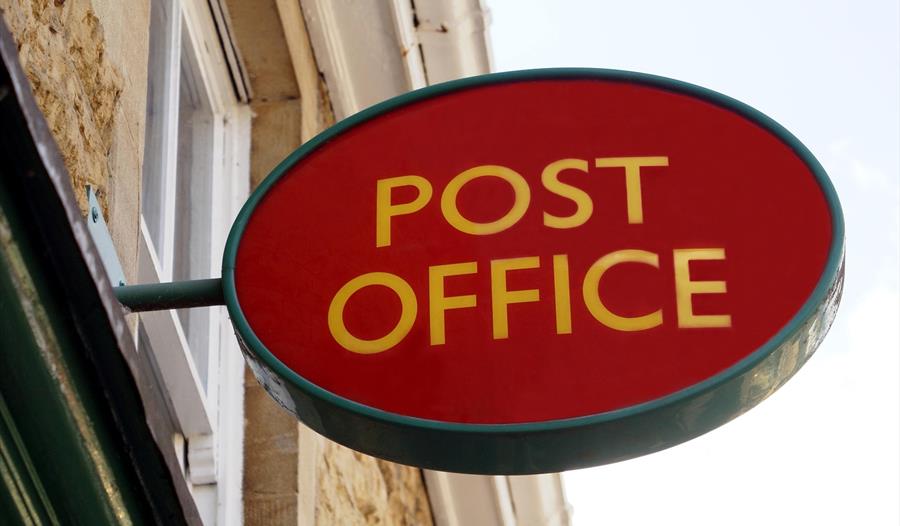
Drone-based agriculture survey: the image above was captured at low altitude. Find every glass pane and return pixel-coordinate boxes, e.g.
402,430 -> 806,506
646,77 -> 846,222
141,0 -> 174,264
174,19 -> 215,389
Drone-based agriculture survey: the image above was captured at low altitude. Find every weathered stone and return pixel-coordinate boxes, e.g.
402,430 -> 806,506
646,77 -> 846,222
377,459 -> 435,526
249,98 -> 304,188
244,366 -> 302,525
1,0 -> 122,214
0,0 -> 147,284
224,0 -> 298,102
316,441 -> 434,526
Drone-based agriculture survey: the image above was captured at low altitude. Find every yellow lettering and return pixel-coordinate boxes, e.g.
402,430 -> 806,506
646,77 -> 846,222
441,165 -> 530,235
491,257 -> 541,339
595,156 -> 668,224
582,249 -> 663,331
673,248 -> 731,328
542,158 -> 592,229
429,262 -> 478,345
327,272 -> 417,354
376,175 -> 433,247
552,254 -> 572,334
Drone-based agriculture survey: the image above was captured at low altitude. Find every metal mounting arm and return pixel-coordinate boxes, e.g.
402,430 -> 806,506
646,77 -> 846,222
114,278 -> 225,313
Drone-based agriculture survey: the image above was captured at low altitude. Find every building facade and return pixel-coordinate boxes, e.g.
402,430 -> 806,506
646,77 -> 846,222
0,1 -> 569,524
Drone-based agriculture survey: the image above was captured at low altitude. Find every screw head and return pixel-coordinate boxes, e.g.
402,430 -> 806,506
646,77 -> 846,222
91,207 -> 99,223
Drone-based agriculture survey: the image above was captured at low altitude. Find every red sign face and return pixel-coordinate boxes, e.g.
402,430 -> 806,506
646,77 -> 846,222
231,74 -> 838,431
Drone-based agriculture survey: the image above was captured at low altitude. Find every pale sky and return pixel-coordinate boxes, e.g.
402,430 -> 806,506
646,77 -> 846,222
485,1 -> 900,524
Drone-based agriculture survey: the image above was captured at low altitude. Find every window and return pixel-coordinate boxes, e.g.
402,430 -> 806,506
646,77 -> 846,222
139,0 -> 249,523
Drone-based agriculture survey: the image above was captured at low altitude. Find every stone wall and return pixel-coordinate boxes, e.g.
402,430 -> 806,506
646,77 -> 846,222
0,0 -> 149,283
317,442 -> 434,526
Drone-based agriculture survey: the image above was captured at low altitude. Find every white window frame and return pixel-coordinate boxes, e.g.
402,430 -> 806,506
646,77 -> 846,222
138,0 -> 249,524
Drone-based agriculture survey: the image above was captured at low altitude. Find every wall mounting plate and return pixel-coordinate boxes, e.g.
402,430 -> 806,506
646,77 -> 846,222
85,186 -> 126,288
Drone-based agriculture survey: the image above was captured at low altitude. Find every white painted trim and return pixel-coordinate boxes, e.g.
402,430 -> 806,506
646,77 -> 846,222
388,0 -> 427,90
275,0 -> 330,141
188,434 -> 217,485
422,471 -> 460,526
300,0 -> 359,118
508,475 -> 572,526
159,0 -> 182,281
494,477 -> 517,525
207,0 -> 252,102
138,219 -> 213,437
214,103 -> 251,526
301,0 -> 492,120
412,0 -> 493,83
214,313 -> 246,524
182,0 -> 240,112
423,472 -> 516,526
424,472 -> 571,526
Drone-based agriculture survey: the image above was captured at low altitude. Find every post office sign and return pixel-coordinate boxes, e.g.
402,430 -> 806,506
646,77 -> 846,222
223,69 -> 844,474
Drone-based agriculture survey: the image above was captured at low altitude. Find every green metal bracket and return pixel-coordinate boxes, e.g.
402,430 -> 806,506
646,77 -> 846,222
114,278 -> 224,313
80,186 -> 224,314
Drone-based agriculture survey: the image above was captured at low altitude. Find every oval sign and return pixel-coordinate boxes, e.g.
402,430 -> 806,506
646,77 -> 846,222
224,69 -> 844,474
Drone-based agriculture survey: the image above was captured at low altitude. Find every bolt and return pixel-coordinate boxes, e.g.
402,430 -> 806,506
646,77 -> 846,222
91,207 -> 99,223
118,280 -> 126,287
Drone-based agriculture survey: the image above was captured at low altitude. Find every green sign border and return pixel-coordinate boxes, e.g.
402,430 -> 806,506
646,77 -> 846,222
222,68 -> 845,475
